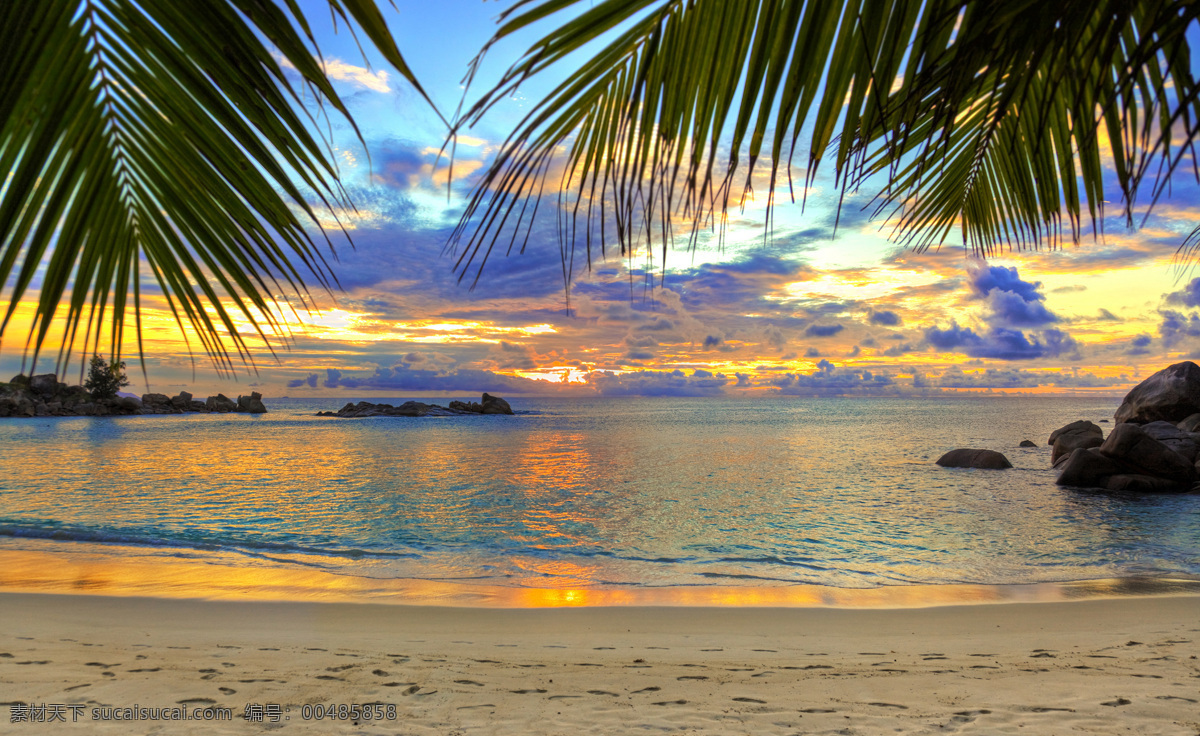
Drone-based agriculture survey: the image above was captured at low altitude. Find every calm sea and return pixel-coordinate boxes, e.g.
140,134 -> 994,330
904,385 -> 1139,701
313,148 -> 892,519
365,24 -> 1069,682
1,395 -> 1198,605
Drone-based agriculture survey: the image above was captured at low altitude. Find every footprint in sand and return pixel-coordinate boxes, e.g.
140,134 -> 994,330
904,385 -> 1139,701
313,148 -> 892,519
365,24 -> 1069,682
455,680 -> 484,687
1101,697 -> 1131,707
631,687 -> 661,694
732,697 -> 766,703
128,668 -> 160,672
177,698 -> 216,705
372,669 -> 389,676
510,689 -> 547,694
16,661 -> 50,665
677,676 -> 708,681
218,687 -> 236,695
326,664 -> 356,672
800,708 -> 836,713
1024,706 -> 1074,713
868,702 -> 908,709
1156,695 -> 1198,703
315,675 -> 345,681
652,700 -> 687,706
64,684 -> 90,692
85,662 -> 118,668
587,690 -> 618,696
400,685 -> 421,695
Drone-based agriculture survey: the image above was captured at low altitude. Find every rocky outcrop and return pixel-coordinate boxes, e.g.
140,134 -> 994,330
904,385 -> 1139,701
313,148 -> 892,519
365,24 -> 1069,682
1019,439 -> 1037,448
1114,361 -> 1200,424
936,449 -> 1013,469
1047,420 -> 1104,464
320,394 -> 516,418
0,374 -> 267,417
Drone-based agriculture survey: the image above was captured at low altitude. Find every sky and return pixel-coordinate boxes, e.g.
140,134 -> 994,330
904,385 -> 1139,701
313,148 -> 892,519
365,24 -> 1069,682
6,1 -> 1200,399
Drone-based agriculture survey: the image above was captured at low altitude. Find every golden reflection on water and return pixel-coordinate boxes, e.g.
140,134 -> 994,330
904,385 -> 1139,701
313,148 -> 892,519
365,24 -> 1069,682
3,543 -> 1198,609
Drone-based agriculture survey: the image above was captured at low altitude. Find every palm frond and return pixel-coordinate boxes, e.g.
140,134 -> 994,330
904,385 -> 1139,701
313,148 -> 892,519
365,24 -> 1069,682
0,0 -> 433,375
450,0 -> 1200,285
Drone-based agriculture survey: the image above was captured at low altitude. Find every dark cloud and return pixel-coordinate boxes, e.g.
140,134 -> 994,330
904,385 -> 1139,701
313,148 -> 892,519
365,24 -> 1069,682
1097,308 -> 1121,321
804,347 -> 820,357
1042,328 -> 1081,359
805,323 -> 844,337
703,335 -> 723,348
868,309 -> 902,326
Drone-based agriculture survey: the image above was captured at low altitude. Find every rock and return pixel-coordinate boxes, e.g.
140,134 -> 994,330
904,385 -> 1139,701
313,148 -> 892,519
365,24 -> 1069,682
170,391 -> 193,410
189,400 -> 207,412
1140,420 -> 1199,463
29,373 -> 60,397
1104,474 -> 1188,493
9,374 -> 29,387
1019,439 -> 1037,448
116,396 -> 143,413
141,393 -> 178,414
448,400 -> 483,413
1048,420 -> 1104,463
237,391 -> 267,413
1056,447 -> 1128,488
206,394 -> 237,412
935,449 -> 1013,469
1114,361 -> 1200,424
1098,422 -> 1196,484
481,393 -> 514,415
1178,413 -> 1200,432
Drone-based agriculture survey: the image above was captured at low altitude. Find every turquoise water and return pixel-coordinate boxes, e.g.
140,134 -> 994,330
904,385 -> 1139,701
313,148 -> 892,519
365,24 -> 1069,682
1,395 -> 1198,596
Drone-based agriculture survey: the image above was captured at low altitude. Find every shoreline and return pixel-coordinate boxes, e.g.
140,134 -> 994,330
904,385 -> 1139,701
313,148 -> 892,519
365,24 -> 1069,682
3,591 -> 1198,734
3,543 -> 1200,609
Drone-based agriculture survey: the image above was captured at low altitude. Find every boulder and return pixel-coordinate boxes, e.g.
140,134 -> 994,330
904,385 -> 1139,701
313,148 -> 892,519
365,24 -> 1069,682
448,400 -> 484,413
1098,422 -> 1196,484
1179,413 -> 1200,432
29,373 -> 60,397
1056,447 -> 1129,488
141,393 -> 177,414
206,394 -> 237,412
1105,474 -> 1188,493
1140,420 -> 1199,463
1114,361 -> 1200,424
237,391 -> 267,414
116,396 -> 143,413
481,393 -> 514,415
1019,439 -> 1037,448
1048,420 -> 1104,463
9,374 -> 29,387
935,449 -> 1013,469
170,391 -> 193,410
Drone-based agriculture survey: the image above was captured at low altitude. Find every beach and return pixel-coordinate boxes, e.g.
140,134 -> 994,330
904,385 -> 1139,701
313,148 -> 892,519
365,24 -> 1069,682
3,592 -> 1199,734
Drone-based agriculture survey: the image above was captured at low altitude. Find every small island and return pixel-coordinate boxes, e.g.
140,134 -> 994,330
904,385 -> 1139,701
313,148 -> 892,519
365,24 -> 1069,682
0,373 -> 267,417
318,392 -> 514,417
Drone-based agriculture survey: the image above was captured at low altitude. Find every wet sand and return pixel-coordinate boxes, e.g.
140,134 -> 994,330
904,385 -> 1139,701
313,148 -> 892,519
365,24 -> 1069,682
2,592 -> 1199,734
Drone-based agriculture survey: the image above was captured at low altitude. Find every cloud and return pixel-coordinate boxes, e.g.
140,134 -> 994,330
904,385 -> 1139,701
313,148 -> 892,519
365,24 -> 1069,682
588,369 -> 729,397
769,361 -> 896,396
321,58 -> 391,92
805,323 -> 844,337
868,309 -> 902,326
287,373 -> 320,389
1159,309 -> 1200,348
1127,333 -> 1154,356
1164,277 -> 1200,308
320,364 -> 550,394
924,322 -> 1049,360
1097,308 -> 1121,321
969,264 -> 1057,327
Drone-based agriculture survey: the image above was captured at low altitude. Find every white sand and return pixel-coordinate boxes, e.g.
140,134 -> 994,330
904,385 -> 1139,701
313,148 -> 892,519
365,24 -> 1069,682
2,592 -> 1199,734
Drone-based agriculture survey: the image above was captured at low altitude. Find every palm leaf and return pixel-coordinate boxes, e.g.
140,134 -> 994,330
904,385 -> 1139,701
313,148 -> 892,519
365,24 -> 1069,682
450,0 -> 1200,285
0,0 -> 434,375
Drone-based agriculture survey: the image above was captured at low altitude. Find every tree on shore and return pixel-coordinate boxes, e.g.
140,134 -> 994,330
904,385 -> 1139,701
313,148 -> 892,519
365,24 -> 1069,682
3,0 -> 1199,372
84,354 -> 130,401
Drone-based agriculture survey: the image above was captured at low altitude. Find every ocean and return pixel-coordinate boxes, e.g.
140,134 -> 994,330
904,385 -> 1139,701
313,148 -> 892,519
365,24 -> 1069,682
1,395 -> 1198,606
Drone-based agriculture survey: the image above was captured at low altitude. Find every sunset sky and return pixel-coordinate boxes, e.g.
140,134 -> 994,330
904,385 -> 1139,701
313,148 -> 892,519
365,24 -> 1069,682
6,1 -> 1200,398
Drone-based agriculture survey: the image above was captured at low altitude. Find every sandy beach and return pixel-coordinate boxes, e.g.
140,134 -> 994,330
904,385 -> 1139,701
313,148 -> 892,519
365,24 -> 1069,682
2,592 -> 1198,735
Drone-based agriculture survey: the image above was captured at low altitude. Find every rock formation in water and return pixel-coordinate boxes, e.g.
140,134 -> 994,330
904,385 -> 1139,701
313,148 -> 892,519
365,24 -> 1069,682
935,448 -> 1013,469
318,393 -> 516,418
0,374 -> 267,417
1052,361 -> 1200,492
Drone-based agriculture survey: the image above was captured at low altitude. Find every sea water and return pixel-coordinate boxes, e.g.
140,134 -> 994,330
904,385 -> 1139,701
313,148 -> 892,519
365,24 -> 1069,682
1,395 -> 1198,604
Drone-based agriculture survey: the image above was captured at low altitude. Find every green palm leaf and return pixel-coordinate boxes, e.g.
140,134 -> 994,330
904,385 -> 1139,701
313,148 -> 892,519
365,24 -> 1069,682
451,0 -> 1200,285
0,0 -> 433,375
